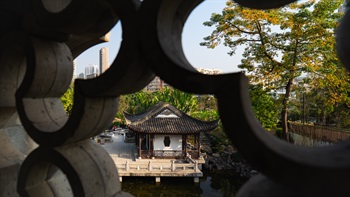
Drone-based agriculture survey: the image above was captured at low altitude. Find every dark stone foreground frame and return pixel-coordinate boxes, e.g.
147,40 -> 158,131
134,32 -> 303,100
0,0 -> 349,196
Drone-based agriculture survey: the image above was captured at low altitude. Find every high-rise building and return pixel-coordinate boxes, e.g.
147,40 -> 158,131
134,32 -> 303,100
77,73 -> 85,79
196,68 -> 222,75
85,65 -> 99,79
145,76 -> 168,92
72,59 -> 76,79
99,47 -> 109,75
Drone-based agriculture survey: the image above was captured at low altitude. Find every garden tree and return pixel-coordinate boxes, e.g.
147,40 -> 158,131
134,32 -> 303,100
289,59 -> 350,128
249,84 -> 280,130
288,82 -> 312,123
329,103 -> 350,128
114,95 -> 129,126
290,83 -> 350,129
201,0 -> 344,141
197,95 -> 218,111
114,91 -> 156,125
115,87 -> 199,123
191,108 -> 219,121
299,86 -> 332,125
124,91 -> 157,114
308,62 -> 350,127
60,84 -> 74,115
191,95 -> 219,121
152,87 -> 199,113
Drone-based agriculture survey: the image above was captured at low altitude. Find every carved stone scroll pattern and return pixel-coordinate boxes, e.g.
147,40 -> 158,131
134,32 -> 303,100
0,0 -> 349,196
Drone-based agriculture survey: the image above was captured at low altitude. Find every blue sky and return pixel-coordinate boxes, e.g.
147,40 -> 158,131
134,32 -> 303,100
74,0 -> 243,75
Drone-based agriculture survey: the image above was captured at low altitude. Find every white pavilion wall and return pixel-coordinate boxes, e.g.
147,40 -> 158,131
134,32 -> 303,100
154,135 -> 182,150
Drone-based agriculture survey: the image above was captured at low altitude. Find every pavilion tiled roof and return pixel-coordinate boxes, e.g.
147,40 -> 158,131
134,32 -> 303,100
124,102 -> 219,134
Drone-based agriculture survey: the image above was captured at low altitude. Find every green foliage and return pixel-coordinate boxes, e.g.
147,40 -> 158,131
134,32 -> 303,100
210,126 -> 232,152
201,0 -> 350,136
60,84 -> 74,115
275,128 -> 283,139
288,68 -> 350,128
191,95 -> 220,124
249,85 -> 279,130
328,104 -> 350,128
191,109 -> 219,121
201,0 -> 343,89
114,95 -> 130,125
124,91 -> 157,114
115,87 -> 200,123
152,87 -> 199,113
197,95 -> 218,111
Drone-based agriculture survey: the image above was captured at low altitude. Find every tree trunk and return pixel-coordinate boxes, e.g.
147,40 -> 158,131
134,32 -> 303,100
281,77 -> 295,142
322,109 -> 327,125
281,39 -> 298,142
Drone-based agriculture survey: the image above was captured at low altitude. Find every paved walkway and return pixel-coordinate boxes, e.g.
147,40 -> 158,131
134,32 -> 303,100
100,133 -> 136,164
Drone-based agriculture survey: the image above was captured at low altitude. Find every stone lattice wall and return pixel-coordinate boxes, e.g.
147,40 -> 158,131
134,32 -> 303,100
0,0 -> 349,196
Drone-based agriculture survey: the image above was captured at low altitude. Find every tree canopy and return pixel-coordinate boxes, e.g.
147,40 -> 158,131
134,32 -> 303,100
201,0 -> 349,140
123,87 -> 199,114
61,84 -> 74,115
61,82 -> 279,132
249,84 -> 280,130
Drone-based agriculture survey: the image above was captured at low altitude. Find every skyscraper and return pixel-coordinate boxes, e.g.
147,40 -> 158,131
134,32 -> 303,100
72,59 -> 76,79
77,73 -> 85,79
85,65 -> 99,79
145,76 -> 168,92
196,68 -> 222,75
99,47 -> 109,75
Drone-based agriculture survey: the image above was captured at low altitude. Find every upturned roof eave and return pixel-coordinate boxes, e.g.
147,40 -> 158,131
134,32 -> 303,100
124,102 -> 220,134
127,121 -> 219,134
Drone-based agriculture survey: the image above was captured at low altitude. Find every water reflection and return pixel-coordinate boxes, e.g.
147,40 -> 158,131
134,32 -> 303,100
121,170 -> 248,197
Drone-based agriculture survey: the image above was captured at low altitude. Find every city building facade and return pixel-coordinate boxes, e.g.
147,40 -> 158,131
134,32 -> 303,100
196,67 -> 222,75
73,60 -> 76,79
77,73 -> 85,79
145,76 -> 168,92
85,64 -> 99,79
99,47 -> 109,75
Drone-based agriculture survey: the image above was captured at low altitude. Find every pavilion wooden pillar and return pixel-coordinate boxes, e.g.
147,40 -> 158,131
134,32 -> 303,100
196,133 -> 200,159
138,133 -> 142,159
150,134 -> 154,158
182,134 -> 187,158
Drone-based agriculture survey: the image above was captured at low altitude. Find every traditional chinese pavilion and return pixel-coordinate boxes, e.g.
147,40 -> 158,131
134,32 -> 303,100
124,102 -> 219,159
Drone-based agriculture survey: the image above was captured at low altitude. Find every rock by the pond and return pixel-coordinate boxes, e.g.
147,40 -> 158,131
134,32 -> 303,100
225,145 -> 235,153
250,170 -> 258,175
201,144 -> 212,154
212,153 -> 220,158
204,151 -> 258,178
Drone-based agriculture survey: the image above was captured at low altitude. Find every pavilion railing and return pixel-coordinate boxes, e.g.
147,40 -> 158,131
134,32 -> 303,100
141,150 -> 199,159
140,150 -> 201,159
186,150 -> 200,159
140,150 -> 189,159
116,160 -> 200,173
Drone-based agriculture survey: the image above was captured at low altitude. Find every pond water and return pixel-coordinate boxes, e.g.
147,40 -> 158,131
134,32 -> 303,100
121,170 -> 248,197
